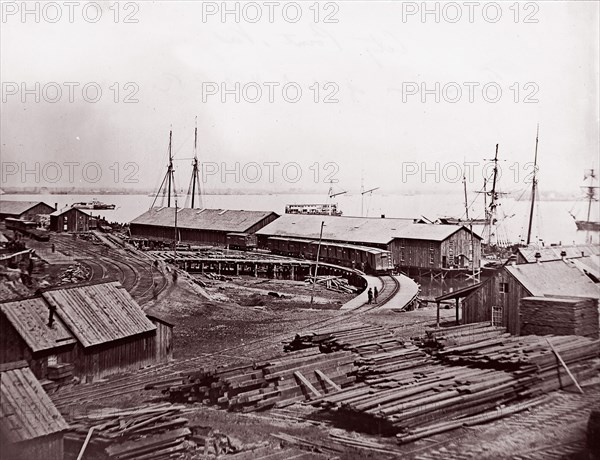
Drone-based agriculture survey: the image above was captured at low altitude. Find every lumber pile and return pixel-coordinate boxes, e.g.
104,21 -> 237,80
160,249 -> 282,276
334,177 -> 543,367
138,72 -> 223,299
283,322 -> 406,354
304,275 -> 358,294
520,296 -> 599,339
47,363 -> 74,384
420,322 -> 509,349
65,403 -> 191,459
310,330 -> 600,439
149,349 -> 356,411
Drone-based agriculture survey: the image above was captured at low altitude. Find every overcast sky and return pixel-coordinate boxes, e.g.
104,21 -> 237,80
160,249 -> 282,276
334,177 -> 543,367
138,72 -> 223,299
1,1 -> 598,195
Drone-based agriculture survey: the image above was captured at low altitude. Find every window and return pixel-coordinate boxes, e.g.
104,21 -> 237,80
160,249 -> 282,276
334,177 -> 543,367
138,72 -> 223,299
492,306 -> 503,326
499,282 -> 509,294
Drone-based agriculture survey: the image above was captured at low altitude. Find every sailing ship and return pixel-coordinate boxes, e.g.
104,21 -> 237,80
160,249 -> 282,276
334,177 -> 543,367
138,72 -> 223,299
570,168 -> 600,231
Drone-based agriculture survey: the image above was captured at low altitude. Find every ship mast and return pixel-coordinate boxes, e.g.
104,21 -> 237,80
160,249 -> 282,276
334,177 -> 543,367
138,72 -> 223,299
526,125 -> 539,245
189,117 -> 203,209
585,169 -> 597,222
485,144 -> 500,246
151,128 -> 176,209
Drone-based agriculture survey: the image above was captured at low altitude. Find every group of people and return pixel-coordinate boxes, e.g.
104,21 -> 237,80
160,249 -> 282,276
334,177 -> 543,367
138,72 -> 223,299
367,286 -> 378,304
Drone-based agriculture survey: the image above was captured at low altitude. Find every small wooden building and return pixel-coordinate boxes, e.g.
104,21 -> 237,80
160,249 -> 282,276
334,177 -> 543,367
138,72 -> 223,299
0,361 -> 69,460
0,297 -> 77,379
49,207 -> 91,233
0,200 -> 55,222
0,281 -> 172,382
130,208 -> 279,246
462,260 -> 600,334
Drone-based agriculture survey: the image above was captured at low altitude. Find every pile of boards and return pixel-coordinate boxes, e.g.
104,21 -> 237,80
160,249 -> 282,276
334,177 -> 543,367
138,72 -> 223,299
147,349 -> 356,412
304,275 -> 358,294
420,322 -> 510,349
65,403 -> 191,460
309,326 -> 600,442
283,322 -> 406,354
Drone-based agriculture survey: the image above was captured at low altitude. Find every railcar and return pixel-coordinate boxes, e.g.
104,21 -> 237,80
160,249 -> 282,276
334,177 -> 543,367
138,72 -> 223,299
5,218 -> 50,241
226,232 -> 257,250
266,236 -> 393,274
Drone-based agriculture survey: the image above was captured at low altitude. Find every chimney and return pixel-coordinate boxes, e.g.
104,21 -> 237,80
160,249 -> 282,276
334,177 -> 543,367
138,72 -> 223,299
54,203 -> 58,211
48,304 -> 56,328
381,214 -> 386,219
534,252 -> 542,264
560,250 -> 567,260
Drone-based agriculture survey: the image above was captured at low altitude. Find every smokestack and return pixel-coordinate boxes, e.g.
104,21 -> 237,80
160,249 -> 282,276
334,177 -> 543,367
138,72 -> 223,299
48,304 -> 56,328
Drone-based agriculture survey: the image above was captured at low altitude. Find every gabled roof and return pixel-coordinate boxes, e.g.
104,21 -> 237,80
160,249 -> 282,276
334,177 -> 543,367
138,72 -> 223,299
256,214 -> 478,245
41,281 -> 156,348
570,255 -> 600,281
0,361 -> 69,444
0,298 -> 76,353
50,207 -> 91,217
130,208 -> 277,233
0,200 -> 54,216
505,260 -> 600,298
517,244 -> 600,263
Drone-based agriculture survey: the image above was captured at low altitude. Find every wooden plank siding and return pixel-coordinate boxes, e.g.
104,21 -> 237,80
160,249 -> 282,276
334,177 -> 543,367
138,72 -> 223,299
462,269 -> 531,335
4,433 -> 64,460
50,208 -> 90,233
152,320 -> 173,362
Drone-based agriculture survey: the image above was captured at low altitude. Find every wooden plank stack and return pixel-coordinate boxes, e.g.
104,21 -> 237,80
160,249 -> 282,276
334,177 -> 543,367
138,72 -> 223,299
309,324 -> 600,440
304,275 -> 358,294
283,322 -> 406,354
420,322 -> 510,349
149,349 -> 357,412
520,296 -> 599,339
65,403 -> 191,460
47,363 -> 74,383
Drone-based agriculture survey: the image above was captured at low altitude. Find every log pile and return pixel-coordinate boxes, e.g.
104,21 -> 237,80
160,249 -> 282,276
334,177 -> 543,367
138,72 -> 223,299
310,328 -> 600,439
65,403 -> 191,460
420,322 -> 509,349
520,296 -> 599,339
304,275 -> 358,294
148,349 -> 356,412
283,322 -> 406,354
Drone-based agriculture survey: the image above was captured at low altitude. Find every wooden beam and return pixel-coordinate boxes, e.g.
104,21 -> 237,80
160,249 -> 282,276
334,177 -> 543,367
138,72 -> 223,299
293,371 -> 322,397
76,427 -> 95,460
546,338 -> 584,394
314,369 -> 342,391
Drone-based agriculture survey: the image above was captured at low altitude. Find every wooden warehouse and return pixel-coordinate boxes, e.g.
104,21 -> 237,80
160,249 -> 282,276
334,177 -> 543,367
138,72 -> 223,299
0,200 -> 55,222
0,361 -> 69,460
49,206 -> 91,233
255,213 -> 481,272
0,281 -> 172,381
461,259 -> 600,335
129,208 -> 279,246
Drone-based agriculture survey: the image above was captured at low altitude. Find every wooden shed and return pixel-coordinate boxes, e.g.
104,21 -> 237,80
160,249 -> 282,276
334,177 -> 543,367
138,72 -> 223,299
462,260 -> 600,334
49,207 -> 91,233
0,200 -> 55,222
0,297 -> 77,380
0,361 -> 69,460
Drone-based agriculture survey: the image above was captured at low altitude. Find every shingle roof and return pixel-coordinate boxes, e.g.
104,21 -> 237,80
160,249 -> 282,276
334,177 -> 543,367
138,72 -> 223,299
41,282 -> 156,348
0,361 -> 69,444
0,200 -> 54,216
256,214 -> 476,245
130,208 -> 277,233
0,298 -> 76,353
517,244 -> 600,263
505,260 -> 600,298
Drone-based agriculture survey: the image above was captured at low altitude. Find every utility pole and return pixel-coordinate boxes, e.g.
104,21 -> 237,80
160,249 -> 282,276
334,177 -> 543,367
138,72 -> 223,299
310,221 -> 325,304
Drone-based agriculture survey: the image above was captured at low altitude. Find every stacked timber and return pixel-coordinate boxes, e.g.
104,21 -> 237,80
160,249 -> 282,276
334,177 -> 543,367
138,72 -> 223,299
304,275 -> 358,294
283,322 -> 405,354
65,403 -> 191,459
149,349 -> 356,411
420,322 -> 509,349
520,296 -> 599,339
310,332 -> 600,439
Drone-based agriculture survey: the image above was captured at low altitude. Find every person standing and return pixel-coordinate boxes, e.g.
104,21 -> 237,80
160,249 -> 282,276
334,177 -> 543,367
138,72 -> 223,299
367,287 -> 373,304
374,286 -> 379,303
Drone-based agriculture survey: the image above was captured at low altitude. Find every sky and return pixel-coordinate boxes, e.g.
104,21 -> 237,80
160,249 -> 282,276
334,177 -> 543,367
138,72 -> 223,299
1,1 -> 598,196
